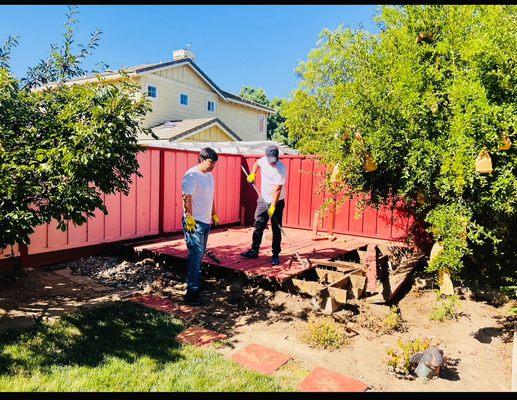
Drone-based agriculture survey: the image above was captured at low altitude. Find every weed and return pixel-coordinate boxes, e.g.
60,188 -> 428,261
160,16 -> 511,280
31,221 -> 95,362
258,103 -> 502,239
430,293 -> 460,322
300,316 -> 349,350
382,306 -> 404,333
385,337 -> 432,376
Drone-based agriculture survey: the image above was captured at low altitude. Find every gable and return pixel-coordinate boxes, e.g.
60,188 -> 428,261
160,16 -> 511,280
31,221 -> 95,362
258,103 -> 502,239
152,64 -> 215,93
181,125 -> 236,142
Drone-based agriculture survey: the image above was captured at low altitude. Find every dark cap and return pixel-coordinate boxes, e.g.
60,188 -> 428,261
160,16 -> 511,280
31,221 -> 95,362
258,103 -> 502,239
265,145 -> 279,163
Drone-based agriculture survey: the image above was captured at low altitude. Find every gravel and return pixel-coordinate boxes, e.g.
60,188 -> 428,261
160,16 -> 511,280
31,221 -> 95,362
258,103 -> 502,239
56,256 -> 179,290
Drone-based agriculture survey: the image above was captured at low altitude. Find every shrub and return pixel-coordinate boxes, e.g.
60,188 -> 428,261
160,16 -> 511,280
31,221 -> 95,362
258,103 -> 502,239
385,337 -> 432,376
300,316 -> 349,350
430,293 -> 460,322
383,306 -> 405,333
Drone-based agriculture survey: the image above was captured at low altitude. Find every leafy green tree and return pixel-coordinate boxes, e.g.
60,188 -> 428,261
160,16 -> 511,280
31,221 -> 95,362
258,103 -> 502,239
283,5 -> 517,288
0,6 -> 151,258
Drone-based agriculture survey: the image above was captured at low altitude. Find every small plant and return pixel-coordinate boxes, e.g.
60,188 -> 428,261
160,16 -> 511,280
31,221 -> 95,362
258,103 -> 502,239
301,316 -> 349,350
430,293 -> 460,322
382,306 -> 404,333
385,337 -> 432,376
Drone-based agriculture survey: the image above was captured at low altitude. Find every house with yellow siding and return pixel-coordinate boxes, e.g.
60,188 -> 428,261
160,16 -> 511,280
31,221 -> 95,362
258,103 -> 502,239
50,49 -> 275,142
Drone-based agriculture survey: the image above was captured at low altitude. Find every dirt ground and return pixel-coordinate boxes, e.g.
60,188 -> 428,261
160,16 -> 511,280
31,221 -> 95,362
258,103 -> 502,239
0,257 -> 514,392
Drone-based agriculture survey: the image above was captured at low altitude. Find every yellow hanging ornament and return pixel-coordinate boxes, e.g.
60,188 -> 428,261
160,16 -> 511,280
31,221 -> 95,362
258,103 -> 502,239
429,241 -> 444,264
364,151 -> 377,172
438,269 -> 455,296
330,163 -> 341,183
475,147 -> 492,174
499,134 -> 511,151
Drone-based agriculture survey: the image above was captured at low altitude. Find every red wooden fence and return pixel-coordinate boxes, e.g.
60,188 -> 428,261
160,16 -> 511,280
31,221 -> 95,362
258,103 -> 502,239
241,155 -> 413,241
1,148 -> 415,268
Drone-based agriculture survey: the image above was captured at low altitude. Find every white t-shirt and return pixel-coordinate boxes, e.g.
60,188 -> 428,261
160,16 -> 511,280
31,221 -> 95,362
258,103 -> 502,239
257,156 -> 286,203
182,165 -> 215,224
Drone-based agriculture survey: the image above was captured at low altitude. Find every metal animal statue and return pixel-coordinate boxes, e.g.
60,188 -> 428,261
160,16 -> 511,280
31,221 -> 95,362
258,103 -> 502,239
409,346 -> 445,380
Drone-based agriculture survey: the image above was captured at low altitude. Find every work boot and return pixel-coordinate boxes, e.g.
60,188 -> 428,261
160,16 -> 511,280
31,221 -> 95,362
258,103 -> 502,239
271,255 -> 280,266
240,249 -> 258,259
184,290 -> 203,307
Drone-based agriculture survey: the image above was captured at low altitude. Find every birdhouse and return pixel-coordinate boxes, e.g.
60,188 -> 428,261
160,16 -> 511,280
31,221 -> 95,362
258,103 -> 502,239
438,269 -> 454,296
330,163 -> 341,183
475,148 -> 492,174
354,131 -> 364,145
416,191 -> 426,205
499,134 -> 511,151
429,241 -> 443,264
364,152 -> 377,172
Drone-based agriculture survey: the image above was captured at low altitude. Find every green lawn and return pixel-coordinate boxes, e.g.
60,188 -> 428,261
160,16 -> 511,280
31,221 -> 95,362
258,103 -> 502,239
0,302 -> 295,392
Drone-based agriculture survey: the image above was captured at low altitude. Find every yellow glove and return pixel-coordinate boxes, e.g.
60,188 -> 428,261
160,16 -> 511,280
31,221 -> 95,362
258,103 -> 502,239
247,173 -> 256,183
185,214 -> 197,232
212,214 -> 220,227
268,204 -> 276,217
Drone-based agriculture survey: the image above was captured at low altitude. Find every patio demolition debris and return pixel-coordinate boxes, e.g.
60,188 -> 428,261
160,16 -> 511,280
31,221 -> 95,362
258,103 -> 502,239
57,256 -> 176,290
290,243 -> 423,314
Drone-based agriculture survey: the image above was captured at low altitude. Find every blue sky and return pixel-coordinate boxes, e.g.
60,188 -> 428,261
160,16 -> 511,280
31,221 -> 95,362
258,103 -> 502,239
0,5 -> 380,99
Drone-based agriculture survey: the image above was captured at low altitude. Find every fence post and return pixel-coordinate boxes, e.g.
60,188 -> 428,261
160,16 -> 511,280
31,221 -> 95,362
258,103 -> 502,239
158,149 -> 165,235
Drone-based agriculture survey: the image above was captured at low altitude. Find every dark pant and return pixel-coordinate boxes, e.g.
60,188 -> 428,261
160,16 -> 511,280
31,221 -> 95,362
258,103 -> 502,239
183,218 -> 210,294
251,199 -> 285,256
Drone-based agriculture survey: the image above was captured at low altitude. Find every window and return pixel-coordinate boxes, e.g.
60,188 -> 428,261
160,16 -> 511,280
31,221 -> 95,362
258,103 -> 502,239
147,85 -> 157,99
180,93 -> 189,106
258,114 -> 266,133
207,100 -> 216,113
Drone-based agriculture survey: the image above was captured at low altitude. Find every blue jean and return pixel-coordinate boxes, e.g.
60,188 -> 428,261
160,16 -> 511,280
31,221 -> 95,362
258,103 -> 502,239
183,218 -> 211,294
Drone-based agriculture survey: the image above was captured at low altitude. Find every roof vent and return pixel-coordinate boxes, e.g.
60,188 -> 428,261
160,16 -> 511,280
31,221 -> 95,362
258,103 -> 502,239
173,48 -> 195,61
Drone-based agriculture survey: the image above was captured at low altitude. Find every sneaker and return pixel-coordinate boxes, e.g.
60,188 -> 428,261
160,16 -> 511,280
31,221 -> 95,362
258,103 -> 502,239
271,255 -> 280,266
240,249 -> 259,259
184,291 -> 203,307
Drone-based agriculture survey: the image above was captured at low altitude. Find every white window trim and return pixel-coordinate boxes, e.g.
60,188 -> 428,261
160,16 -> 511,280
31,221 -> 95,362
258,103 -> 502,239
179,93 -> 189,107
146,84 -> 158,101
206,98 -> 217,114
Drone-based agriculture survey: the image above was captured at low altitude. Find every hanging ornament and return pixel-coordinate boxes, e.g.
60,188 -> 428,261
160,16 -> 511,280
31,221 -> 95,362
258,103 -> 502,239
438,269 -> 455,296
330,163 -> 341,183
429,241 -> 444,264
499,134 -> 511,151
364,151 -> 377,172
416,191 -> 426,205
475,147 -> 492,174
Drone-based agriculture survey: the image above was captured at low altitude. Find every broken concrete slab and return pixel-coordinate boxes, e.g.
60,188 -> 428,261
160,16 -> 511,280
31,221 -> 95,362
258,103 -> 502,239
53,268 -> 113,292
176,326 -> 227,347
231,343 -> 292,375
129,294 -> 202,320
298,367 -> 368,392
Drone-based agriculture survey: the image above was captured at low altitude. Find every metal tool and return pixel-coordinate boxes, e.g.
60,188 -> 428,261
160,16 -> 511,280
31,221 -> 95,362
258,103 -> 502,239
241,165 -> 310,269
205,250 -> 220,264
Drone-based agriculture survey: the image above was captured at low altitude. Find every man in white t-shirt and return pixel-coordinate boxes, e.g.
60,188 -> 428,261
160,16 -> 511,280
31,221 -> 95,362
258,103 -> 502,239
182,147 -> 220,306
241,145 -> 287,266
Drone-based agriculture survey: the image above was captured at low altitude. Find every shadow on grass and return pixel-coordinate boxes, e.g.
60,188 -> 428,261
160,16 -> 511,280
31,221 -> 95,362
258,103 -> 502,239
0,301 -> 185,375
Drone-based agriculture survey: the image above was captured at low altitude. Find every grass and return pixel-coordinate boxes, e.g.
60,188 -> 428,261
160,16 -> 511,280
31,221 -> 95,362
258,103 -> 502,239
0,302 -> 295,392
430,294 -> 460,322
300,316 -> 349,350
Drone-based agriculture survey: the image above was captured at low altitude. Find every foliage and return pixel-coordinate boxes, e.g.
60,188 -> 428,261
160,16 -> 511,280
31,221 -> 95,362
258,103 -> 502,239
283,5 -> 517,286
0,6 -> 151,252
0,302 -> 294,391
300,316 -> 349,350
239,85 -> 292,145
429,293 -> 460,322
383,306 -> 405,333
385,337 -> 431,376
